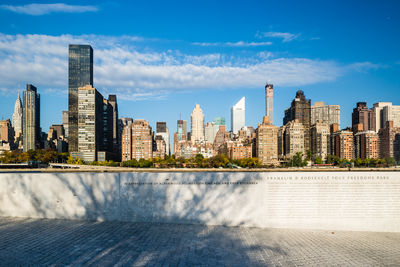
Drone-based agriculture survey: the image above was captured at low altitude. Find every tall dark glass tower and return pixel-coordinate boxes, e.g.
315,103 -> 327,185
68,44 -> 93,152
23,84 -> 41,152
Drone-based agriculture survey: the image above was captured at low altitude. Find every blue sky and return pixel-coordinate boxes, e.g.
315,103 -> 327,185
0,0 -> 399,140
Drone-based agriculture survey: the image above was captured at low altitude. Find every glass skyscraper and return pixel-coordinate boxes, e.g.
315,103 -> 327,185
23,84 -> 41,152
68,44 -> 93,152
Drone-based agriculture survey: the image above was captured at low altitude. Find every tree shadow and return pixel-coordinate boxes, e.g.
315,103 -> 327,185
0,171 -> 288,266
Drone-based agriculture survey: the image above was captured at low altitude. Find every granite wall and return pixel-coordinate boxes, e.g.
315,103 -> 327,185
0,172 -> 399,232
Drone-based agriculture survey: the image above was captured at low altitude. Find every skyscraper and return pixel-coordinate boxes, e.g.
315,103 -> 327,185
190,104 -> 205,143
311,102 -> 340,128
23,84 -> 41,152
231,97 -> 245,134
177,120 -> 187,141
265,83 -> 274,123
12,90 -> 23,142
352,102 -> 375,133
283,90 -> 311,151
62,111 -> 69,139
68,44 -> 93,153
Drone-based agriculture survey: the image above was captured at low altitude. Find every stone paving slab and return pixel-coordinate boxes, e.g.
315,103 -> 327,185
0,217 -> 399,266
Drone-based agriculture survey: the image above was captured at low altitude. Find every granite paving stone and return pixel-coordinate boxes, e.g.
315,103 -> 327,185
0,217 -> 399,266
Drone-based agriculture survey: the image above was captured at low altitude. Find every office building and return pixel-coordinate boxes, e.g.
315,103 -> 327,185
156,122 -> 170,156
283,90 -> 311,151
190,104 -> 205,143
231,97 -> 245,134
177,120 -> 187,141
68,44 -> 93,153
62,111 -> 69,139
23,84 -> 41,152
265,83 -> 274,124
107,95 -> 119,160
256,116 -> 278,165
352,102 -> 375,133
311,102 -> 340,128
76,85 -> 103,162
373,102 -> 392,133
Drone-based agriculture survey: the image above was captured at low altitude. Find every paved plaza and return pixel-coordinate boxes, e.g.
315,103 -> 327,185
0,217 -> 399,266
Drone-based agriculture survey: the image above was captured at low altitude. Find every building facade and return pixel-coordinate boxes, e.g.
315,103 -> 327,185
310,122 -> 330,161
231,97 -> 245,134
378,121 -> 400,161
283,119 -> 305,158
0,119 -> 14,144
332,130 -> 354,160
265,84 -> 274,124
352,102 -> 375,133
76,85 -> 103,162
12,90 -> 23,144
68,44 -> 93,153
256,116 -> 278,165
190,104 -> 205,143
121,119 -> 153,161
311,102 -> 340,128
283,90 -> 311,151
156,122 -> 170,156
23,84 -> 41,152
354,131 -> 379,159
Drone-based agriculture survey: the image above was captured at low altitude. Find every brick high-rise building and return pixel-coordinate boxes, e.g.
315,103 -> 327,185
256,116 -> 278,165
283,90 -> 311,151
0,119 -> 14,144
352,102 -> 375,133
311,102 -> 340,128
378,121 -> 400,162
354,131 -> 379,159
121,119 -> 153,161
332,130 -> 354,160
23,84 -> 41,152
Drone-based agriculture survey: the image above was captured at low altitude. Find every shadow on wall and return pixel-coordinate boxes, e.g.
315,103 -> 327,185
0,171 -> 264,227
0,172 -> 285,265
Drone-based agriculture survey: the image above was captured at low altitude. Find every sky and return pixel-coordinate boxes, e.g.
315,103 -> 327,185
0,0 -> 399,142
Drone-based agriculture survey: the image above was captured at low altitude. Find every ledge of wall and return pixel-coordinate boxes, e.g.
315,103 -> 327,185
0,172 -> 399,232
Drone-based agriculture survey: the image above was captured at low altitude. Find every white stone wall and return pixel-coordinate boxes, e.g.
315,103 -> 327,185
0,171 -> 399,232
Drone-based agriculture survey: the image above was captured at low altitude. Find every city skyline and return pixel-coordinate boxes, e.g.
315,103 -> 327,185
0,1 -> 399,136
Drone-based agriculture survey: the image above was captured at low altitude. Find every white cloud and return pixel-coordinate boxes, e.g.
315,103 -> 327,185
0,3 -> 98,15
257,31 -> 300,42
0,33 -> 371,101
193,41 -> 273,47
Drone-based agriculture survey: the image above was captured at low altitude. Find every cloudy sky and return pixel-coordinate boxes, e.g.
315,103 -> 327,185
0,0 -> 399,136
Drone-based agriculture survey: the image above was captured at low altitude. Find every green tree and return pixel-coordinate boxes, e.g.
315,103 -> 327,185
314,156 -> 323,165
